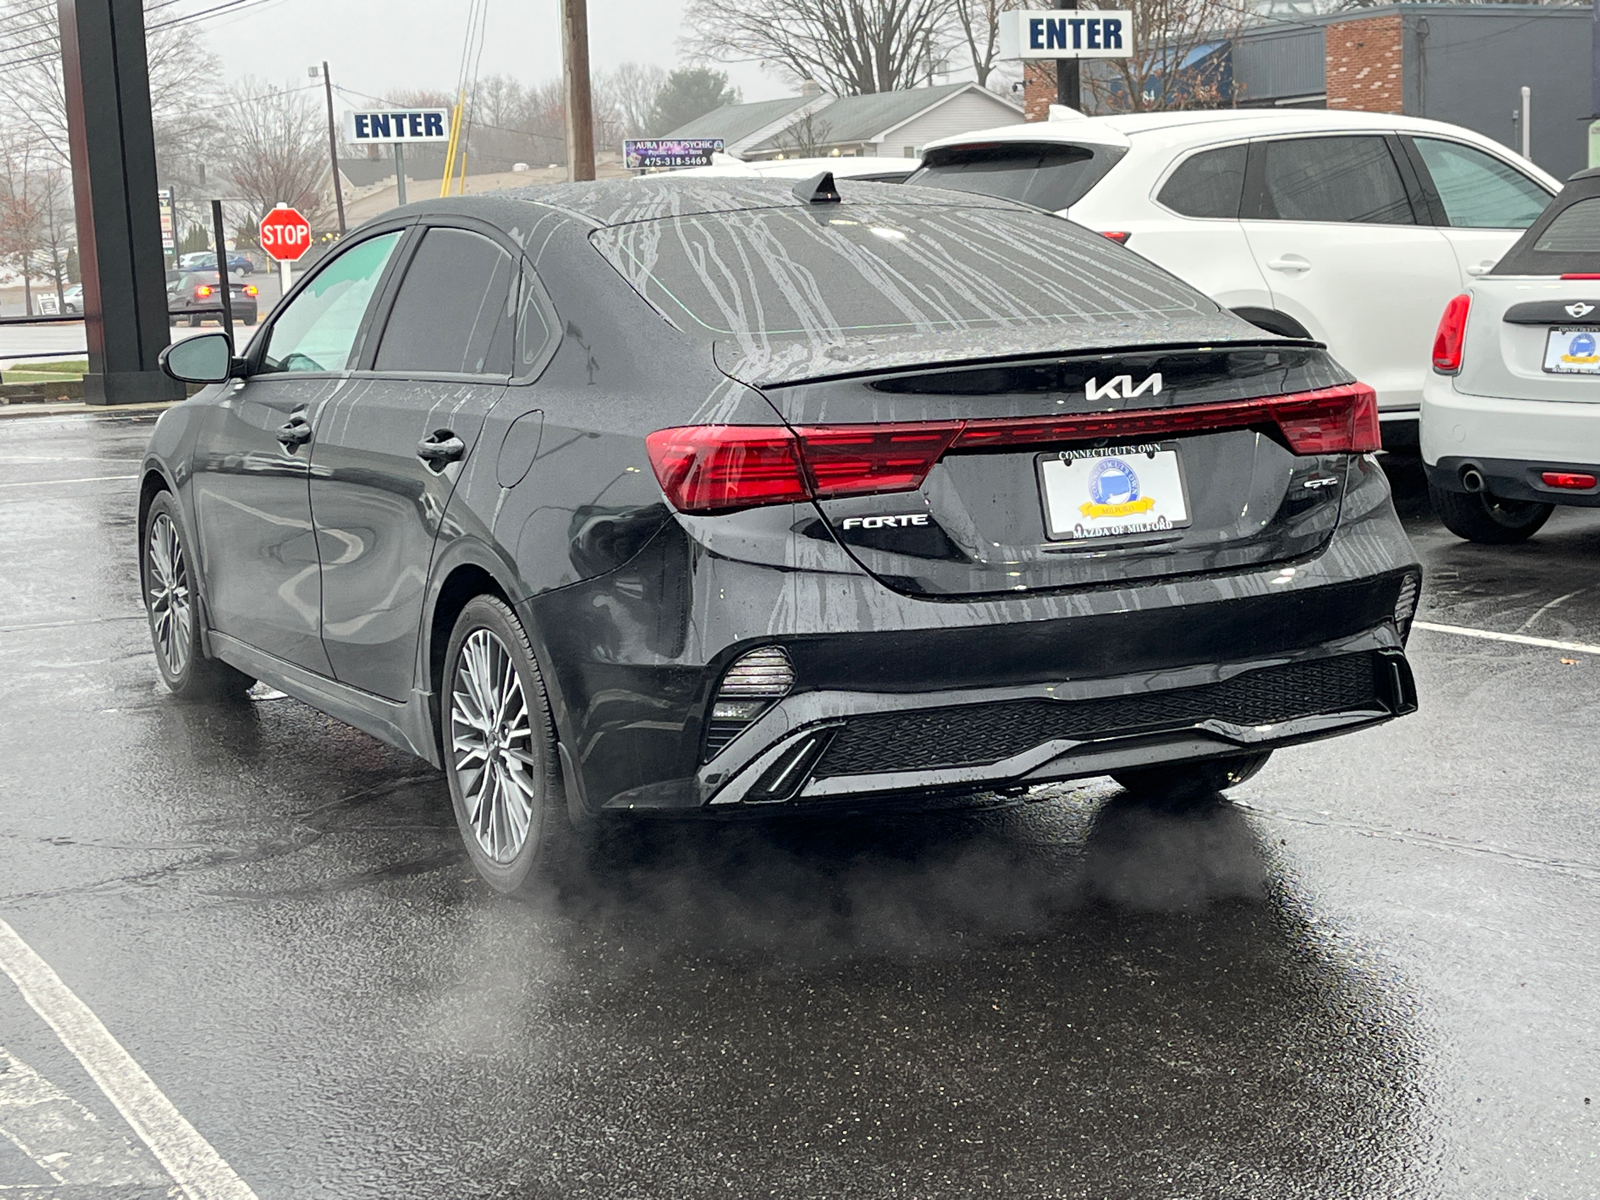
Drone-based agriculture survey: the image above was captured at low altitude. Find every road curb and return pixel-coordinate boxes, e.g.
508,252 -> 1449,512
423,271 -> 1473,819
0,399 -> 183,420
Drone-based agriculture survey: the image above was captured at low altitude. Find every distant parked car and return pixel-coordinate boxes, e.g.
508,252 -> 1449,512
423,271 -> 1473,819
910,109 -> 1559,445
62,284 -> 83,313
676,154 -> 922,184
167,269 -> 257,326
1421,167 -> 1600,542
177,251 -> 254,276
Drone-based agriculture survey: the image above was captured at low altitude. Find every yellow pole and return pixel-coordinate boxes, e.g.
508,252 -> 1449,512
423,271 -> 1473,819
439,94 -> 465,197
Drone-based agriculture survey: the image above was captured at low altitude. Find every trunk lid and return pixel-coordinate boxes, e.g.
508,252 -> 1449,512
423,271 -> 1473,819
766,344 -> 1360,598
1454,277 -> 1600,404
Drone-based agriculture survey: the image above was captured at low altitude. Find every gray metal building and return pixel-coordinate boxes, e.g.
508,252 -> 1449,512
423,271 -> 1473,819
1202,4 -> 1592,179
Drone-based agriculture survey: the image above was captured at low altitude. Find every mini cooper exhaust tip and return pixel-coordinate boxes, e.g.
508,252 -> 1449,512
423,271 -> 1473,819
1460,465 -> 1486,493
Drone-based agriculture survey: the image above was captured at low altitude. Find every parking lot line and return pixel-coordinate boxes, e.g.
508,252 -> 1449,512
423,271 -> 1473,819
0,474 -> 137,489
1412,619 -> 1600,657
0,916 -> 259,1200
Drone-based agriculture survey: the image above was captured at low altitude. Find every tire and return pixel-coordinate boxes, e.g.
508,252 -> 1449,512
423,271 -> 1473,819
1428,479 -> 1553,544
440,595 -> 566,895
1111,751 -> 1272,800
141,492 -> 253,701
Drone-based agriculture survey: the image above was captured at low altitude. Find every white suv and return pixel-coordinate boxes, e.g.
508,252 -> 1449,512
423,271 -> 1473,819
911,109 -> 1558,444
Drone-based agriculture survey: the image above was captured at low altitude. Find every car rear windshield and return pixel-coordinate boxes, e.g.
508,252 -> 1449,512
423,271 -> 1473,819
1493,192 -> 1600,275
592,202 -> 1210,341
905,143 -> 1124,213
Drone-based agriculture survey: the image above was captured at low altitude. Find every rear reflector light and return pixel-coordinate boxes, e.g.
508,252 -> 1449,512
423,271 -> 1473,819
645,384 -> 1380,514
1394,571 -> 1420,640
1541,471 -> 1597,490
1100,231 -> 1132,245
1432,294 -> 1470,373
1561,274 -> 1600,280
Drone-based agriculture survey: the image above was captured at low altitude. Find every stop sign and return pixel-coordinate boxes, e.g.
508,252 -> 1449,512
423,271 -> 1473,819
259,206 -> 311,263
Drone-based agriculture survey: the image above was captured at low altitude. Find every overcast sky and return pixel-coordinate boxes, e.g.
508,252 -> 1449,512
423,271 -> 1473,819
198,0 -> 787,106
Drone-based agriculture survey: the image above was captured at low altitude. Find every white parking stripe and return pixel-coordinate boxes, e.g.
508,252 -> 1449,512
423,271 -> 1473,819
0,917 -> 258,1200
0,1044 -> 173,1189
1412,620 -> 1600,657
0,475 -> 137,489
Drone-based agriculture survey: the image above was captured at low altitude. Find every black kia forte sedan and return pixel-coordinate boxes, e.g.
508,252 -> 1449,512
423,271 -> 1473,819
141,175 -> 1420,894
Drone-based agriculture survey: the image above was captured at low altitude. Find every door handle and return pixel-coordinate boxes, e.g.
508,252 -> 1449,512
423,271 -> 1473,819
1266,255 -> 1311,273
276,416 -> 312,449
417,432 -> 466,468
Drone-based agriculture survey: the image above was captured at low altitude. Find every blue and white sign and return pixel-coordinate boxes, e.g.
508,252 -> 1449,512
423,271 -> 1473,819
1000,9 -> 1134,60
624,139 -> 724,170
343,109 -> 451,144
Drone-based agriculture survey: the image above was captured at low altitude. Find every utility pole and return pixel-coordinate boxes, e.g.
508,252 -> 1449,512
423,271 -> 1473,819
313,62 -> 346,235
59,0 -> 183,404
1056,0 -> 1081,112
561,0 -> 595,181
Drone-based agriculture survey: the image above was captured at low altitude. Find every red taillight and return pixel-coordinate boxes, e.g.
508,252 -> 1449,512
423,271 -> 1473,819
194,284 -> 213,298
645,384 -> 1381,514
1541,471 -> 1597,490
1561,274 -> 1600,280
644,426 -> 808,513
1100,231 -> 1131,245
798,423 -> 961,497
1432,294 -> 1470,373
953,384 -> 1380,456
245,285 -> 258,296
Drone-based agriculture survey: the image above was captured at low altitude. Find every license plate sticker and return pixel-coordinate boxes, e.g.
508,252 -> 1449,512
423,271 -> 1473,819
1038,443 -> 1191,542
1543,327 -> 1600,375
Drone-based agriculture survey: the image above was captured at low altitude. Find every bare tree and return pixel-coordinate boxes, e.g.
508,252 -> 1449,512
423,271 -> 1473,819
683,0 -> 954,95
952,0 -> 1016,87
774,110 -> 836,158
599,63 -> 668,139
1081,0 -> 1249,113
0,1 -> 225,194
219,81 -> 330,240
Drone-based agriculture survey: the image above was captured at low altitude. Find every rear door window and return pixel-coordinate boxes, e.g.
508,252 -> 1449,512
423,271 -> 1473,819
373,227 -> 516,376
259,232 -> 402,374
1244,136 -> 1416,225
1412,138 -> 1550,229
1157,144 -> 1246,218
907,143 -> 1125,212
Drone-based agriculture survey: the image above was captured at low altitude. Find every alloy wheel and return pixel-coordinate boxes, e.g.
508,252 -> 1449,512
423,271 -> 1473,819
449,628 -> 537,863
146,513 -> 192,678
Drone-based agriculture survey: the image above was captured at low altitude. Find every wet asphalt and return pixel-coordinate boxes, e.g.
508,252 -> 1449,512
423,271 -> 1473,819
0,412 -> 1596,1199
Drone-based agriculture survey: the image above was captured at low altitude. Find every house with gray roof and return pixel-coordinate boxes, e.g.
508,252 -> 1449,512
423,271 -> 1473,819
662,82 -> 1024,161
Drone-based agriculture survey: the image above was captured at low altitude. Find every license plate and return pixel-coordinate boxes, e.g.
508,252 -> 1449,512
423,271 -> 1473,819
1038,443 -> 1191,542
1543,326 -> 1600,375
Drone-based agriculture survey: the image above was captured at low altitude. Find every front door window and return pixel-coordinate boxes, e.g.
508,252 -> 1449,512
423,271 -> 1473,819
259,231 -> 402,374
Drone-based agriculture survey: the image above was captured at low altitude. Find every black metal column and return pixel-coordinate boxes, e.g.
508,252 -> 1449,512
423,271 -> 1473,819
1056,0 -> 1081,111
59,0 -> 183,405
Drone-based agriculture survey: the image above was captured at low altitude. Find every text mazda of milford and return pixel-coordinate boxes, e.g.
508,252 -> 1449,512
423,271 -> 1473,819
141,176 -> 1421,894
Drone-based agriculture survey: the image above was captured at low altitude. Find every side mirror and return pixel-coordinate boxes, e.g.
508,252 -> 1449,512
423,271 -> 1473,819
160,332 -> 238,384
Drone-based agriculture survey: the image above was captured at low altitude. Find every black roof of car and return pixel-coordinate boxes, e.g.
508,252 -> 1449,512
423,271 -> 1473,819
394,176 -> 1024,231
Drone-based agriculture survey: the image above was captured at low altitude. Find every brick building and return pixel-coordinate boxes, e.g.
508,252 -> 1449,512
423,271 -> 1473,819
1023,4 -> 1592,178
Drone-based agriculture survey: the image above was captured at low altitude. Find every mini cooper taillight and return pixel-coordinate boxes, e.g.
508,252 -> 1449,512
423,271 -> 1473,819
1432,294 -> 1471,374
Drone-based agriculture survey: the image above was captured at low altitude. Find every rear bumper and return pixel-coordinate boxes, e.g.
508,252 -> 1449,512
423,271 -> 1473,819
701,642 -> 1414,809
1421,373 -> 1600,504
1422,373 -> 1600,469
